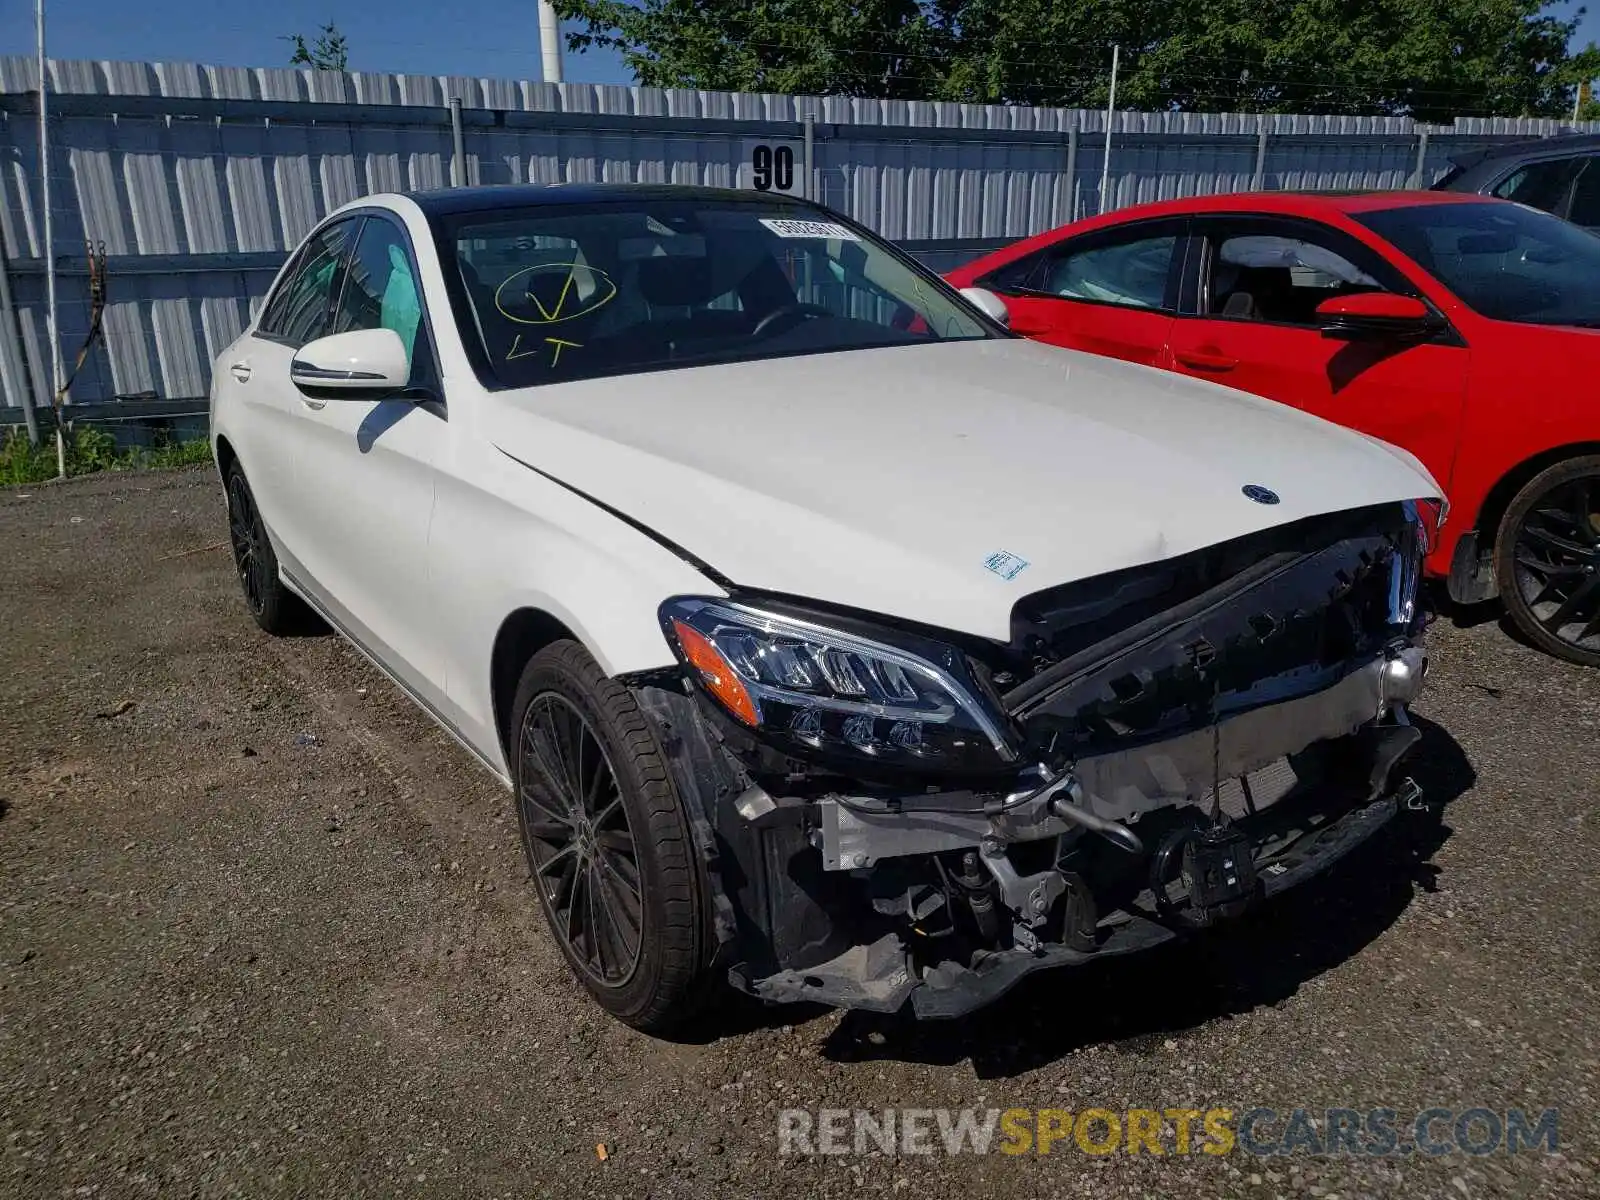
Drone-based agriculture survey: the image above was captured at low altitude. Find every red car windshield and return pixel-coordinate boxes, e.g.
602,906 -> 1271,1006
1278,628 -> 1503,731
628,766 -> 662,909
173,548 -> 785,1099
1357,201 -> 1600,328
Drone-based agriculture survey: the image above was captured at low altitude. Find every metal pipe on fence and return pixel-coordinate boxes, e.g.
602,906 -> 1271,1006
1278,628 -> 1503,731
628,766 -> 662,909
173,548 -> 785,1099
449,96 -> 467,187
1253,118 -> 1269,190
1099,45 -> 1119,214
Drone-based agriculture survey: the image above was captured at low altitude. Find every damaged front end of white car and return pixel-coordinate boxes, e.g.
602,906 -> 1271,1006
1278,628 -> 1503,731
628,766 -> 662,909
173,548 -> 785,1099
630,499 -> 1437,1018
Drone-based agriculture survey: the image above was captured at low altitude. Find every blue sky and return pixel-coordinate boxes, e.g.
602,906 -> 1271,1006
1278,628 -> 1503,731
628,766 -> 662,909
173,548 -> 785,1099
1,0 -> 1597,89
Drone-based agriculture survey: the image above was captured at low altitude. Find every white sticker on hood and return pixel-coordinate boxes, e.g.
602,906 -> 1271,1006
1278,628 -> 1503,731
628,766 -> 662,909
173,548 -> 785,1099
983,551 -> 1030,582
759,218 -> 860,241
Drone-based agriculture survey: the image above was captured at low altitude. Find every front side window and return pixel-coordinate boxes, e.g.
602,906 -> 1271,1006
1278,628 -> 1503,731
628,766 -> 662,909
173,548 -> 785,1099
1563,157 -> 1600,228
332,217 -> 427,377
435,201 -> 996,388
259,221 -> 353,347
1357,201 -> 1600,327
1204,232 -> 1384,326
1490,157 -> 1584,215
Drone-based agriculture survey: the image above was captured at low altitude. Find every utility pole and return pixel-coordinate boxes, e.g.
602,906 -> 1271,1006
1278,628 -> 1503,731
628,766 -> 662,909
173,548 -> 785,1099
36,0 -> 64,477
539,0 -> 564,84
1099,45 -> 1120,215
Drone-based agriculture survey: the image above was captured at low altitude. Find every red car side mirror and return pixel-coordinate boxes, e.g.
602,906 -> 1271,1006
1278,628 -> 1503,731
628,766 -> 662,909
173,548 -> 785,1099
1315,292 -> 1439,340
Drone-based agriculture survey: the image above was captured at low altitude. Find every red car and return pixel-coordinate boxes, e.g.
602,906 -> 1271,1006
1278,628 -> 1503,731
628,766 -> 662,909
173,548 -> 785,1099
948,190 -> 1600,666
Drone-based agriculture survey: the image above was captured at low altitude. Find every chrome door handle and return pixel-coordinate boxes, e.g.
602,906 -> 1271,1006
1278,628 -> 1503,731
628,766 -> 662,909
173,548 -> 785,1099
229,361 -> 252,383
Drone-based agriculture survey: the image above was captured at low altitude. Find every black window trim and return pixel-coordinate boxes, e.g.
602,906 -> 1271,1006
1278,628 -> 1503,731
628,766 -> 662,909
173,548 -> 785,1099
975,215 -> 1192,316
1178,211 -> 1466,347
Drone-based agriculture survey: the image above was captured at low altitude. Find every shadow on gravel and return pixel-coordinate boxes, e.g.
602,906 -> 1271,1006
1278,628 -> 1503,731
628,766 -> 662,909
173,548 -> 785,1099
1438,595 -> 1551,659
818,714 -> 1475,1078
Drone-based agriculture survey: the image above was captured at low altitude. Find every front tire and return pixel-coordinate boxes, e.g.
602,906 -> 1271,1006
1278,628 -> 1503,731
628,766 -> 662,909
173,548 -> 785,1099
510,640 -> 712,1032
1494,454 -> 1600,668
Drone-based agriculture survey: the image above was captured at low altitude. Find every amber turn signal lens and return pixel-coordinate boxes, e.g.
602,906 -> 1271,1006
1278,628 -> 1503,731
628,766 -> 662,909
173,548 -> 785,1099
673,619 -> 759,726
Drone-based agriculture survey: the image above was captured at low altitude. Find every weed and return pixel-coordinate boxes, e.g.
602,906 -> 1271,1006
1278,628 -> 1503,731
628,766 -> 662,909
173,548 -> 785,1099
0,426 -> 213,487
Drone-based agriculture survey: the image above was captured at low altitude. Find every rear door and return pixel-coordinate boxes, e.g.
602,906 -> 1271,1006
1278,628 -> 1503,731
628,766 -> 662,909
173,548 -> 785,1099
229,218 -> 359,575
278,212 -> 449,707
1165,214 -> 1469,489
975,219 -> 1187,367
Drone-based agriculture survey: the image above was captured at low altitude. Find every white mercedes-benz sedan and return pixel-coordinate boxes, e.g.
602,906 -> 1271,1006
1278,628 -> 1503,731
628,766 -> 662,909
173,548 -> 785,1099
211,183 -> 1443,1031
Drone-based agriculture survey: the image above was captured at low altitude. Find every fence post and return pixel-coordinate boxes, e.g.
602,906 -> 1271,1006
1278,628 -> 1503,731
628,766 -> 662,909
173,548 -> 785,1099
1066,120 -> 1079,223
1253,117 -> 1269,190
803,110 -> 815,202
1410,128 -> 1430,189
449,96 -> 467,187
0,248 -> 39,446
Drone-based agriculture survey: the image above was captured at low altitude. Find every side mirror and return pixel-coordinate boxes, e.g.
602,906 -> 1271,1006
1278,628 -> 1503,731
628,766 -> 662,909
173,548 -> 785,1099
958,286 -> 1010,328
1315,292 -> 1438,341
290,328 -> 410,395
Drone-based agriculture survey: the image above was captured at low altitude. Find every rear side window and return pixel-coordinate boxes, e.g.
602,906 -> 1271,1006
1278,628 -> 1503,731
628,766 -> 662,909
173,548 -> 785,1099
258,221 -> 353,347
1043,236 -> 1177,308
979,227 -> 1181,312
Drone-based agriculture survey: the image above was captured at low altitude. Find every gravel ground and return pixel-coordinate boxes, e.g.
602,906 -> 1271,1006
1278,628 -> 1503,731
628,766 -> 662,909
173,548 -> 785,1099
2,466 -> 1597,1200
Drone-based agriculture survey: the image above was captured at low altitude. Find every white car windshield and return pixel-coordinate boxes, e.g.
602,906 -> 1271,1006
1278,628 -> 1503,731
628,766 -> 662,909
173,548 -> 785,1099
434,199 -> 997,387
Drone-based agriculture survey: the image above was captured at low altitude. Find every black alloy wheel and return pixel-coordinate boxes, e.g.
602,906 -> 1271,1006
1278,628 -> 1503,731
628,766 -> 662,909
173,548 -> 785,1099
518,692 -> 644,986
223,460 -> 303,635
509,641 -> 711,1032
1497,455 -> 1600,668
227,470 -> 269,618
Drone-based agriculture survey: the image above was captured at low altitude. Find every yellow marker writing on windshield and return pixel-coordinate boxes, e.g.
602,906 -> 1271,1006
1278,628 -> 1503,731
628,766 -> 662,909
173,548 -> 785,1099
494,263 -> 617,326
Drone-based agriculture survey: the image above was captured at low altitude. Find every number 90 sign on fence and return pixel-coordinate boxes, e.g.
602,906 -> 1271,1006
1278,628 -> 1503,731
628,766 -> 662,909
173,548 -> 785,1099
741,140 -> 805,196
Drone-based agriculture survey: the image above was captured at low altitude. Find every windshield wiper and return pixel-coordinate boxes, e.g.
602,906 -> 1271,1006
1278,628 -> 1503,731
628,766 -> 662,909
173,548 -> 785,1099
998,286 -> 1066,301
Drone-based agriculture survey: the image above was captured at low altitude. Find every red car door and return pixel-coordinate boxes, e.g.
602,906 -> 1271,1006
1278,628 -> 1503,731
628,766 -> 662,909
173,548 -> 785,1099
970,218 -> 1187,368
1164,215 -> 1470,491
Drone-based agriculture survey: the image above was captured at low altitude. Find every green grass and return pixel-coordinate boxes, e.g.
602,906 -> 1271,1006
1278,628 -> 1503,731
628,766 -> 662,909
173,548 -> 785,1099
0,426 -> 212,487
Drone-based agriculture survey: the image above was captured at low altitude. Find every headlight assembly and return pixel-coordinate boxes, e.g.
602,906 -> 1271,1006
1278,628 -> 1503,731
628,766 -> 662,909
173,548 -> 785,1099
659,597 -> 1017,773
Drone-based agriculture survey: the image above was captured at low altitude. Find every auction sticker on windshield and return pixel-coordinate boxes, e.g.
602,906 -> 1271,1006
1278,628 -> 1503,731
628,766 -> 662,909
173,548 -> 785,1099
759,218 -> 861,240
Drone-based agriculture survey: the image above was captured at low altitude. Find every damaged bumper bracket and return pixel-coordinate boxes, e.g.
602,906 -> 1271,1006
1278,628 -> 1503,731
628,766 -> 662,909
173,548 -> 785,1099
816,647 -> 1421,873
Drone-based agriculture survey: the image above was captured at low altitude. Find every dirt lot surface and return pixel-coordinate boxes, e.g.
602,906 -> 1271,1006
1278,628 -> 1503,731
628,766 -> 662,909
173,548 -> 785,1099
2,466 -> 1598,1199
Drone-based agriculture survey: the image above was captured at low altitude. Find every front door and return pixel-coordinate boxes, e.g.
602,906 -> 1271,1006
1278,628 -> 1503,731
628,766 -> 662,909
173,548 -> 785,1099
1164,215 -> 1470,491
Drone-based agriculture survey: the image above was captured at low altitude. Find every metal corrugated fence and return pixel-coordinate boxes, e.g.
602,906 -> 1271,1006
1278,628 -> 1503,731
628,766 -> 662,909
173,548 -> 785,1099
2,56 -> 1596,412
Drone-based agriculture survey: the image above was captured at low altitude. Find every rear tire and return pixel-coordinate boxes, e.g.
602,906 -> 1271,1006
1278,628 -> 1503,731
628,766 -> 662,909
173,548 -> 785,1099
224,460 -> 307,636
510,640 -> 712,1033
1494,454 -> 1600,668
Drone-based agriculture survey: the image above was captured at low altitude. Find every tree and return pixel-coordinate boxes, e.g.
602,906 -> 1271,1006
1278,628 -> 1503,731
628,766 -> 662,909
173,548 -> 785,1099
550,0 -> 1600,121
284,21 -> 350,72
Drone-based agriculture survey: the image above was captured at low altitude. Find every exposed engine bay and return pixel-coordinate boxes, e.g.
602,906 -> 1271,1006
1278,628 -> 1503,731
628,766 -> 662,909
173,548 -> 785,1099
635,502 -> 1432,1018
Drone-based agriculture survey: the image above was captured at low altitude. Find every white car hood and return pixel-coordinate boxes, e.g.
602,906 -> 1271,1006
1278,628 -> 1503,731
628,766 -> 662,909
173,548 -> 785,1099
484,338 -> 1439,643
